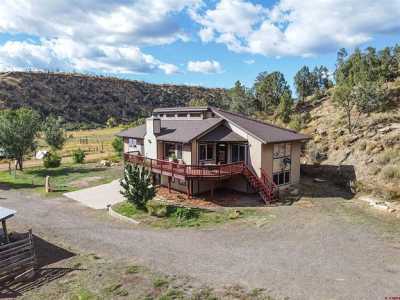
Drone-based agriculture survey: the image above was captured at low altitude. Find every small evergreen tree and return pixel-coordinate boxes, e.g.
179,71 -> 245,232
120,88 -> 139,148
120,164 -> 155,211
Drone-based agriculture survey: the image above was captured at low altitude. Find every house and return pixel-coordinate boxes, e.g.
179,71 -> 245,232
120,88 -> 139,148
117,106 -> 310,203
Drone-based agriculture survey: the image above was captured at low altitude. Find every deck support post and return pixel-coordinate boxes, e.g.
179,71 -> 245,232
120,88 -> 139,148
168,177 -> 172,193
2,220 -> 9,243
210,181 -> 215,198
186,179 -> 191,199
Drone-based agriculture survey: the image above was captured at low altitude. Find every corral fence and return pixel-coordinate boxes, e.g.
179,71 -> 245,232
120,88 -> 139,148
0,230 -> 36,284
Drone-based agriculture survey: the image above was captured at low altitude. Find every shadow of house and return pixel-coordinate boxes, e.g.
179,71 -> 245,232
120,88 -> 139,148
300,164 -> 356,200
0,234 -> 79,298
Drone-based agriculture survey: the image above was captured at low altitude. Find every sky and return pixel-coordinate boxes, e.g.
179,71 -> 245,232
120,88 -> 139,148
0,0 -> 399,91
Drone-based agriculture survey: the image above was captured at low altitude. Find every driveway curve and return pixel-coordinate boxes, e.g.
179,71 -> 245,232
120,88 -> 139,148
1,187 -> 400,300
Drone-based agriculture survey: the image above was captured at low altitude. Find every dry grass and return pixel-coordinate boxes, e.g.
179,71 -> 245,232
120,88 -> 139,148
38,126 -> 122,158
382,164 -> 400,180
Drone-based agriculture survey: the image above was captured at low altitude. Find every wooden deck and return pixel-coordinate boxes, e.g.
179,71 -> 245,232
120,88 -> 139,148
124,153 -> 244,180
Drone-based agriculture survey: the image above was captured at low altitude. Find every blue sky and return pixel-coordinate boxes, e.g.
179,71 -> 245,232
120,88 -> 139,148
0,0 -> 399,92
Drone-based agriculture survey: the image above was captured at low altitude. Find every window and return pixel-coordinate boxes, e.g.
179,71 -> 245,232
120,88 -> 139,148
166,113 -> 175,118
190,113 -> 201,118
164,143 -> 176,159
177,113 -> 187,118
128,138 -> 136,147
165,143 -> 183,160
231,144 -> 246,162
199,143 -> 214,161
176,144 -> 182,159
272,143 -> 292,186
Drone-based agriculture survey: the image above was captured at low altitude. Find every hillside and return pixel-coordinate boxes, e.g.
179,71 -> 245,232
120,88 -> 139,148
298,79 -> 400,200
0,72 -> 226,127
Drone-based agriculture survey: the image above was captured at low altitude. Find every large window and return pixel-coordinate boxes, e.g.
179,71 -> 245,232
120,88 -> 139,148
199,143 -> 214,161
164,143 -> 182,160
272,143 -> 291,186
231,144 -> 246,162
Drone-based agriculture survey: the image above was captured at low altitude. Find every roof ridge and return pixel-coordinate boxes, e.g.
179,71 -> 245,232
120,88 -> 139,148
210,107 -> 299,134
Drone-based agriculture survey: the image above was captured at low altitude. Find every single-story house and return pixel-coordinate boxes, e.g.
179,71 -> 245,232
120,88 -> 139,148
117,106 -> 310,203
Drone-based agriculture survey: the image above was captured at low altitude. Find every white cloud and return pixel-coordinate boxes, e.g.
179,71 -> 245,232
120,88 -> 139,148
244,59 -> 255,64
0,0 -> 199,74
0,39 -> 180,74
187,60 -> 222,74
192,0 -> 400,57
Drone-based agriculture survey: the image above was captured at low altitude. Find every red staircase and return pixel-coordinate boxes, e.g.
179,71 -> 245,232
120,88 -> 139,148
242,166 -> 278,204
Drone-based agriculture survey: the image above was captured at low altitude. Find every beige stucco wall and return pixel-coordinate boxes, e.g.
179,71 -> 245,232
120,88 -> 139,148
291,142 -> 301,185
182,143 -> 192,164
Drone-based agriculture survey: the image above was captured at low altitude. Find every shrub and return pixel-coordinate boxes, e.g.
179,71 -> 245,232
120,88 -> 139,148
381,164 -> 400,180
376,149 -> 400,165
43,152 -> 61,168
72,148 -> 86,164
112,136 -> 124,158
288,114 -> 302,131
146,199 -> 168,217
174,207 -> 200,221
120,164 -> 155,211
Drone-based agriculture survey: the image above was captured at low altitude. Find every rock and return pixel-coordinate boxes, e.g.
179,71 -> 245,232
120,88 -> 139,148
100,160 -> 111,167
314,178 -> 327,183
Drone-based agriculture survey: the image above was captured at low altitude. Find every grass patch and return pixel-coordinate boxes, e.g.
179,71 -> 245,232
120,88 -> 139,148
113,201 -> 271,229
152,276 -> 169,288
0,162 -> 121,195
376,149 -> 400,165
381,164 -> 400,180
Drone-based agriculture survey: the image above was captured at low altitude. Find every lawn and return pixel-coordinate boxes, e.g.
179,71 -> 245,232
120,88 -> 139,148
0,162 -> 122,195
113,201 -> 273,229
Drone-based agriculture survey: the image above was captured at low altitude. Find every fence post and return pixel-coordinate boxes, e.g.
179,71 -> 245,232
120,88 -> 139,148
45,176 -> 50,193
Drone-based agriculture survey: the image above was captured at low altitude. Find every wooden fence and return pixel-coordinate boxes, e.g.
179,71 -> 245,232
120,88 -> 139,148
0,230 -> 36,283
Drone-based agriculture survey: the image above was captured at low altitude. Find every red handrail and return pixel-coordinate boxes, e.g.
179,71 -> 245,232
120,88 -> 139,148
124,153 -> 244,178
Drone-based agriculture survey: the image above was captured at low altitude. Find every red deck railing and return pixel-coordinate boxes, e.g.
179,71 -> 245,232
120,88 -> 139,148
124,153 -> 244,179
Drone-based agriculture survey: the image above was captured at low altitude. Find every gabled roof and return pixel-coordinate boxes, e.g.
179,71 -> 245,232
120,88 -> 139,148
117,107 -> 310,144
198,124 -> 247,142
155,118 -> 222,143
117,124 -> 146,139
210,107 -> 310,143
117,118 -> 223,143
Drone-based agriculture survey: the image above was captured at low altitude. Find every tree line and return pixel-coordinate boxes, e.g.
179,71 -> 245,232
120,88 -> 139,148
213,43 -> 399,132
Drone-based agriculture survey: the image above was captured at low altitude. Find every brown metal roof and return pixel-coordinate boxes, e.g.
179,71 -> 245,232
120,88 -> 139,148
198,124 -> 247,142
117,118 -> 223,143
211,107 -> 310,143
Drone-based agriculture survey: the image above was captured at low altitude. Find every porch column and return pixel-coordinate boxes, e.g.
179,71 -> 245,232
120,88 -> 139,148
168,177 -> 171,193
2,220 -> 9,243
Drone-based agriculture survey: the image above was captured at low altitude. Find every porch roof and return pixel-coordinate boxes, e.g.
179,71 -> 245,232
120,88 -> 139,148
198,125 -> 247,142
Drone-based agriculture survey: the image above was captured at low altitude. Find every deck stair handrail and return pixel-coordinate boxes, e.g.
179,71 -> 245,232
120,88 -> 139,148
260,168 -> 278,200
125,152 -> 277,204
242,166 -> 277,204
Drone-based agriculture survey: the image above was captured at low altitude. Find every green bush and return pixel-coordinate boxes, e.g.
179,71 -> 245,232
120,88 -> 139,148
112,137 -> 124,158
146,200 -> 168,217
174,207 -> 200,221
120,164 -> 155,211
43,152 -> 61,168
72,148 -> 86,164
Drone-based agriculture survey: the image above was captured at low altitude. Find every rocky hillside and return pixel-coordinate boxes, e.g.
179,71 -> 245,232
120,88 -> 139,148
299,79 -> 400,200
0,72 -> 226,127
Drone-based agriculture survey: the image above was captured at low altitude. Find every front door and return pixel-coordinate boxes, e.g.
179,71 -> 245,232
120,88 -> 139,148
216,143 -> 227,164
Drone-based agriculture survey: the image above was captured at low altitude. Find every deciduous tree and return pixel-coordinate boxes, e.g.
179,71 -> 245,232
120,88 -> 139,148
0,108 -> 41,170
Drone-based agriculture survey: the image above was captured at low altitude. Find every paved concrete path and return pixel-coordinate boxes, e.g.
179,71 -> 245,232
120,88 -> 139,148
1,183 -> 400,300
63,179 -> 123,209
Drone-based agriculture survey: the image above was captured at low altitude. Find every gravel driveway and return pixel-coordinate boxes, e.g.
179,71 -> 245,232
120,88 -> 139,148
1,181 -> 400,300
